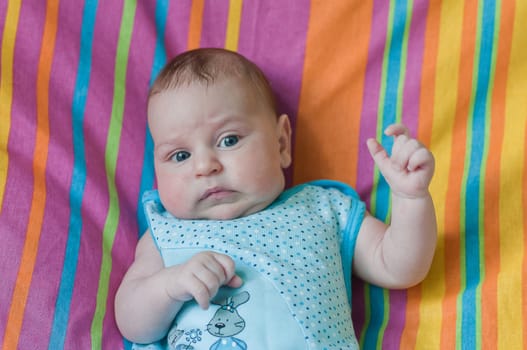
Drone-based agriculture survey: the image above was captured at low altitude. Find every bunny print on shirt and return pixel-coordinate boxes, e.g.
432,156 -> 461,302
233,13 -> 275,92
166,291 -> 250,350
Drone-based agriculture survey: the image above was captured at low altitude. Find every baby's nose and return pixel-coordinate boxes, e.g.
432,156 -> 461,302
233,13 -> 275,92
194,151 -> 222,176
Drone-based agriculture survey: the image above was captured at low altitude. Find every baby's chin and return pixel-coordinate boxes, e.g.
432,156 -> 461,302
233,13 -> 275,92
195,201 -> 272,221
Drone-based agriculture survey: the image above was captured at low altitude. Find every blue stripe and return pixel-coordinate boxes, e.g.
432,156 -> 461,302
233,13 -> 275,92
136,0 -> 168,236
461,0 -> 495,347
363,1 -> 408,348
376,0 -> 407,223
48,1 -> 98,348
362,285 -> 387,349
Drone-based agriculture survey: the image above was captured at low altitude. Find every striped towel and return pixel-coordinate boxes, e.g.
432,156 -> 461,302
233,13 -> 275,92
0,1 -> 525,349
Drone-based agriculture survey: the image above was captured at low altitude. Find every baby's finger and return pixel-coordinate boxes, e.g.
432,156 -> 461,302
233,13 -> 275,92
186,277 -> 212,309
211,252 -> 239,285
367,138 -> 391,174
408,147 -> 435,172
391,137 -> 422,171
384,123 -> 410,137
226,275 -> 243,288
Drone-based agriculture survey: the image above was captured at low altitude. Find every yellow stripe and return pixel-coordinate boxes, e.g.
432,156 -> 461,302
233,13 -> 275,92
497,1 -> 527,348
0,0 -> 22,210
416,0 -> 465,348
224,0 -> 242,51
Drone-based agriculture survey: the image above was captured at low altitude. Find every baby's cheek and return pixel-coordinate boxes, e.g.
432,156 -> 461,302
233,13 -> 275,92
158,181 -> 194,218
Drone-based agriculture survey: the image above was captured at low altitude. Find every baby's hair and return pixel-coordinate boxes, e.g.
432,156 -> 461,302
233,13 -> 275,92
149,48 -> 277,115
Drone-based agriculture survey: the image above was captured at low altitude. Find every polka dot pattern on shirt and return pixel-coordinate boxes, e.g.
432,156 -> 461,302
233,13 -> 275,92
145,184 -> 361,349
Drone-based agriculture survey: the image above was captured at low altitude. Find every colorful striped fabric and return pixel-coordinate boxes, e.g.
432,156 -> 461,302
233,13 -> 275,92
0,1 -> 525,349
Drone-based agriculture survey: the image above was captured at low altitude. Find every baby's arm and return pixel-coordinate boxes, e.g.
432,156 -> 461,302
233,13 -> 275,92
353,124 -> 437,288
115,232 -> 242,344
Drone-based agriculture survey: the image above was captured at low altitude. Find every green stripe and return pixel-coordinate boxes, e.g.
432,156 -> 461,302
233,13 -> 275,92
90,0 -> 137,348
377,289 -> 390,350
359,283 -> 372,345
370,0 -> 395,217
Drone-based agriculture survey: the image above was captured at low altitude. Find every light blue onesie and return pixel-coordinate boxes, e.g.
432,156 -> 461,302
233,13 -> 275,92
133,180 -> 365,350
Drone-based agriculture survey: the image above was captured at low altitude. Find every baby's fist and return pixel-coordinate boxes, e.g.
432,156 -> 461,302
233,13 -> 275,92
367,124 -> 434,198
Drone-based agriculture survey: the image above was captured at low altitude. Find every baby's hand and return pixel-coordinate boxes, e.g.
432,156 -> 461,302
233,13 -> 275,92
367,123 -> 435,199
165,251 -> 242,310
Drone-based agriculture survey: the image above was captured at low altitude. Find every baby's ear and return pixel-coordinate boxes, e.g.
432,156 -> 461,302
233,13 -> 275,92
277,114 -> 292,168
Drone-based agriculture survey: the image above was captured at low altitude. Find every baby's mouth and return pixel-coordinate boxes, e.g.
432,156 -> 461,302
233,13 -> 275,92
200,187 -> 235,201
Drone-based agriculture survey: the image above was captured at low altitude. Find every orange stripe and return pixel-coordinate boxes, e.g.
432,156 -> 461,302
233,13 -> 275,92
400,287 -> 420,349
416,0 -> 439,150
481,1 -> 514,349
187,0 -> 204,49
294,0 -> 372,187
2,1 -> 58,348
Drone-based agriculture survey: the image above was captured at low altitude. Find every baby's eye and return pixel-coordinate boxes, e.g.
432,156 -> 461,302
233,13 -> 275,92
218,135 -> 239,148
170,150 -> 191,162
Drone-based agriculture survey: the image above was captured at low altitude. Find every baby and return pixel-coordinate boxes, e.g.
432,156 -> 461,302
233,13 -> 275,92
115,48 -> 437,350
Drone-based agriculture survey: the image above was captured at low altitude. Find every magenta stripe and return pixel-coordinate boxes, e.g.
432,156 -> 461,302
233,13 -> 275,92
200,2 -> 229,48
383,291 -> 407,348
63,1 -> 124,347
165,0 -> 192,56
0,0 -> 45,345
14,1 -> 82,348
237,1 -> 310,186
353,0 -> 390,337
351,278 -> 367,339
401,0 -> 428,134
0,1 -> 7,40
356,1 -> 390,200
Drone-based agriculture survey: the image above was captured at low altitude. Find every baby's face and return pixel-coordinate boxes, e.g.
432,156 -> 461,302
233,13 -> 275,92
148,78 -> 291,220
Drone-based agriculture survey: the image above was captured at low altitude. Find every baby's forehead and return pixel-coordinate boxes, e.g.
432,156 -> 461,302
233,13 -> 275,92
147,77 -> 275,125
150,76 -> 273,111
149,77 -> 253,106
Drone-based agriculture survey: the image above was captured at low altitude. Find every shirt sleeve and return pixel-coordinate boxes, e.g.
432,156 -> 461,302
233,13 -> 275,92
306,180 -> 366,302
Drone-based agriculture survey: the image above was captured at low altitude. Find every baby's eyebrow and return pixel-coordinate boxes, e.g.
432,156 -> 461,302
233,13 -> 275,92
153,140 -> 182,157
154,134 -> 185,149
154,142 -> 175,152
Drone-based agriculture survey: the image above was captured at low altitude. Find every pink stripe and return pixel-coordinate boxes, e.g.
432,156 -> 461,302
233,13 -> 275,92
0,0 -> 45,345
63,1 -> 124,347
402,0 -> 428,134
356,1 -> 390,199
0,1 -> 7,40
200,2 -> 229,48
351,278 -> 367,339
384,291 -> 408,349
353,0 -> 390,336
237,1 -> 310,186
165,0 -> 192,57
